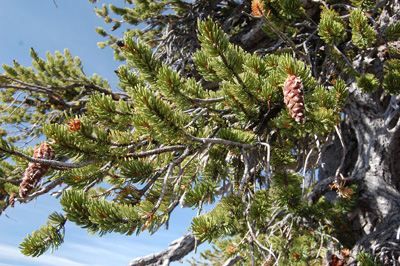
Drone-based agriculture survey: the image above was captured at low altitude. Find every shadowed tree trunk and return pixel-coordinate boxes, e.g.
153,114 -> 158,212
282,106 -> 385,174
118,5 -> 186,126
319,0 -> 400,262
320,87 -> 400,264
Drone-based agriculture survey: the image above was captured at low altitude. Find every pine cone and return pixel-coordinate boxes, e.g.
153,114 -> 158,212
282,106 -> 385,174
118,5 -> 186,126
19,143 -> 55,198
283,75 -> 306,124
9,193 -> 17,208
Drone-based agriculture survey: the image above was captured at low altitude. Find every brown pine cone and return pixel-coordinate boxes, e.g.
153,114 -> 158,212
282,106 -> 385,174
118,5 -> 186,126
283,75 -> 306,124
9,193 -> 17,208
19,143 -> 55,198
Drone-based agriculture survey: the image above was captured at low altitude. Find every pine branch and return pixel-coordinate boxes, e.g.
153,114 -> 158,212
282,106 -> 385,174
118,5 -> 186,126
245,195 -> 276,261
142,147 -> 190,220
19,212 -> 67,257
0,148 -> 101,169
1,75 -> 121,102
83,160 -> 115,192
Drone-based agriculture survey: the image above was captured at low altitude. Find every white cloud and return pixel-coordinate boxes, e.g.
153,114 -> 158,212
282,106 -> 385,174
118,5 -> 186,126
0,244 -> 100,266
63,242 -> 136,263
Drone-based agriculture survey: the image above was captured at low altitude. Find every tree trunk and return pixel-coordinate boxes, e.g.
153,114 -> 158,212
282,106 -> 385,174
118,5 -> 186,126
318,0 -> 400,263
317,82 -> 400,266
318,55 -> 400,265
344,88 -> 400,264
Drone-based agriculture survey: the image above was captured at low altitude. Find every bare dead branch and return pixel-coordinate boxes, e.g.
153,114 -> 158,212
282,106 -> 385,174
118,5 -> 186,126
125,145 -> 186,158
126,234 -> 198,266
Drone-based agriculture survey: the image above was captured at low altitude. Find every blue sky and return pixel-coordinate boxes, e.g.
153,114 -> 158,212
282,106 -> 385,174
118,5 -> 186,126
0,1 -> 209,265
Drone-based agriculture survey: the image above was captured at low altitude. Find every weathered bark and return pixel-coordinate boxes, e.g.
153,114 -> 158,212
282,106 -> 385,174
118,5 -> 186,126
343,88 -> 400,265
317,0 -> 400,263
126,234 -> 196,266
317,83 -> 400,266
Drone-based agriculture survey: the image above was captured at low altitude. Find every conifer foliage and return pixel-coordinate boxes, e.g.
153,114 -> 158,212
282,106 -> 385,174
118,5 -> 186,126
1,0 -> 400,265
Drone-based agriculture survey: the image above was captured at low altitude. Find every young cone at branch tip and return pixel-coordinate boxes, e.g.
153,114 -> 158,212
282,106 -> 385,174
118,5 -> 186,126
68,119 -> 81,131
19,143 -> 55,198
283,74 -> 306,124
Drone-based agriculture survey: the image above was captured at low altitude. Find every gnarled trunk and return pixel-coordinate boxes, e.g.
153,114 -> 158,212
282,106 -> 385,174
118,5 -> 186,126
347,89 -> 400,264
321,86 -> 400,264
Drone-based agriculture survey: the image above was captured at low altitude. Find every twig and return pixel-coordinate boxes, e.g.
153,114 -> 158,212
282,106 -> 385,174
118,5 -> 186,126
139,163 -> 170,196
147,163 -> 174,218
0,75 -> 64,99
185,108 -> 207,129
259,142 -> 271,180
237,148 -> 251,196
16,177 -> 65,203
83,161 -> 115,192
1,91 -> 25,114
125,145 -> 186,158
245,195 -> 277,260
243,12 -> 311,65
313,226 -> 325,265
193,97 -> 225,104
91,186 -> 118,198
142,147 -> 191,219
302,144 -> 315,198
334,125 -> 347,178
172,146 -> 206,200
333,45 -> 361,76
185,132 -> 255,149
1,75 -> 122,101
222,256 -> 244,266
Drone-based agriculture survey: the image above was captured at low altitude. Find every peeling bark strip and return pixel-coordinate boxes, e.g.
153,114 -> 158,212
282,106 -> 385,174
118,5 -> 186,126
19,143 -> 55,198
283,75 -> 305,124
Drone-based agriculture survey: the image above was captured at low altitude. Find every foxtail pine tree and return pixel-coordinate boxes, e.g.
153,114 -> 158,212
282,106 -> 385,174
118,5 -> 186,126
1,0 -> 400,265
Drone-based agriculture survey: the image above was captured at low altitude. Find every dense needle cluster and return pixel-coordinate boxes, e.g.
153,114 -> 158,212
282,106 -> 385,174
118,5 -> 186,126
19,143 -> 55,198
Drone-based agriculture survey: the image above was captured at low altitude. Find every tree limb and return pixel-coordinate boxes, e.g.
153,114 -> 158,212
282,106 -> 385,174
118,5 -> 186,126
0,148 -> 101,169
222,255 -> 244,266
126,234 -> 197,266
